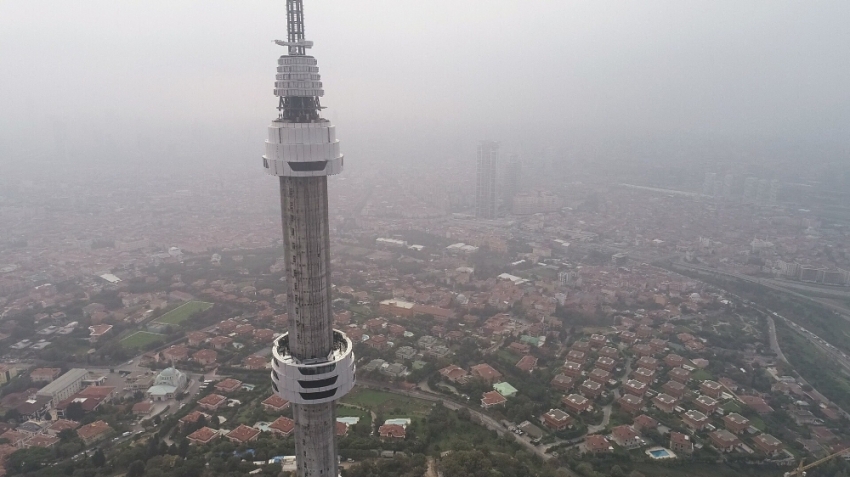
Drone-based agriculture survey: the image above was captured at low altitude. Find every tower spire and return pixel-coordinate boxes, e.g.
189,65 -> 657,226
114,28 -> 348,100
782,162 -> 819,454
287,0 -> 306,56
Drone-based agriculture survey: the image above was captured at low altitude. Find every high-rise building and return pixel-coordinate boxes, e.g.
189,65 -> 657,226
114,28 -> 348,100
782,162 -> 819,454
476,141 -> 499,219
504,154 -> 522,202
262,2 -> 355,476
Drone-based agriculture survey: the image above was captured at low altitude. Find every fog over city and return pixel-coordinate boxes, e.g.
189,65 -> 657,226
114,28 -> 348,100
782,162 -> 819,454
2,2 -> 850,477
2,1 -> 850,176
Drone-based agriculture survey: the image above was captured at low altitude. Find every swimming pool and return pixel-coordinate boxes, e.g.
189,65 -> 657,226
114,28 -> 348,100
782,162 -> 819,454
645,447 -> 677,460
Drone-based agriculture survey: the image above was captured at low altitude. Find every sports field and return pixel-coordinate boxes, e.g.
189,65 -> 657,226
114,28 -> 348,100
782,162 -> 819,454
342,388 -> 433,418
154,301 -> 212,325
120,331 -> 165,349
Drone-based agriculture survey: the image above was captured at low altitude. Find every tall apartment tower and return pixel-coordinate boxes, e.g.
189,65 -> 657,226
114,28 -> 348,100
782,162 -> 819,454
263,2 -> 355,476
476,141 -> 499,219
504,154 -> 522,202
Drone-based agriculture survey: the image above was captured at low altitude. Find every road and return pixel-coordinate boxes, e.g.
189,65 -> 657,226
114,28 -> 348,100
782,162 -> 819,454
766,316 -> 788,363
766,315 -> 850,419
670,261 -> 850,419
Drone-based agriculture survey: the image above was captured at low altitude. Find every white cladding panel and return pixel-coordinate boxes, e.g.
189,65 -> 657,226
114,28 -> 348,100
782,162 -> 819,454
263,121 -> 343,177
271,332 -> 356,405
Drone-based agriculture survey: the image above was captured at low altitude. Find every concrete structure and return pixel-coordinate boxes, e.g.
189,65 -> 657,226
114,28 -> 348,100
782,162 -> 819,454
36,368 -> 88,407
476,141 -> 498,219
264,3 -> 355,476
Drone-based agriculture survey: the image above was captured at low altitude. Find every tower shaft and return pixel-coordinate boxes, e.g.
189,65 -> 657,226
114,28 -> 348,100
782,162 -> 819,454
266,3 -> 354,477
280,176 -> 337,476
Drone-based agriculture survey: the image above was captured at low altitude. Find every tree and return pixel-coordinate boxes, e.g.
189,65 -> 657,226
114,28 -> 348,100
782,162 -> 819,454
127,460 -> 146,477
7,447 -> 52,474
64,401 -> 85,421
57,429 -> 76,441
92,449 -> 106,467
3,409 -> 22,423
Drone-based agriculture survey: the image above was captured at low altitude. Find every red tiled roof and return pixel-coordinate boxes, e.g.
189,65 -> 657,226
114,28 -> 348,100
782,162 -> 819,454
262,395 -> 290,410
227,424 -> 260,443
269,417 -> 295,435
198,393 -> 226,407
187,427 -> 218,444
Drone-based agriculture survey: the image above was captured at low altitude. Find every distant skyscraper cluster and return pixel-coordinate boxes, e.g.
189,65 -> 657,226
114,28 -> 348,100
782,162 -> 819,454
703,171 -> 780,205
476,141 -> 499,219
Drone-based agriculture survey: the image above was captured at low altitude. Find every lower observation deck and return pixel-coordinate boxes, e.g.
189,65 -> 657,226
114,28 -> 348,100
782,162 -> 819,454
271,330 -> 356,405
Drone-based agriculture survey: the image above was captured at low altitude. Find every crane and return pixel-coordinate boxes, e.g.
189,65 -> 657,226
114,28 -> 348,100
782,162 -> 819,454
784,448 -> 850,477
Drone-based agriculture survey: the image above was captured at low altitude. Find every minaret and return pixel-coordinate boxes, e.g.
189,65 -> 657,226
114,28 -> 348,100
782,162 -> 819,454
265,2 -> 355,476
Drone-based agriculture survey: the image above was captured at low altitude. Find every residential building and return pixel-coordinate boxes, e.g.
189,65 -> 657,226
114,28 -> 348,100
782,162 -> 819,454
76,420 -> 112,445
562,394 -> 591,414
662,380 -> 687,398
585,435 -> 613,454
617,394 -> 643,414
563,361 -> 583,378
588,368 -> 611,384
670,432 -> 693,454
683,410 -> 708,430
700,380 -> 723,398
439,365 -> 470,384
192,349 -> 218,366
269,417 -> 295,437
516,355 -> 537,373
29,368 -> 61,383
709,429 -> 740,453
215,378 -> 242,393
187,427 -> 218,445
226,425 -> 260,444
550,374 -> 574,392
668,367 -> 691,383
612,425 -> 642,449
723,413 -> 750,434
481,391 -> 507,409
753,434 -> 783,455
633,415 -> 658,432
379,424 -> 406,439
695,395 -> 719,414
541,409 -> 573,431
493,382 -> 518,398
633,367 -> 655,384
580,380 -> 603,399
470,364 -> 502,384
624,379 -> 647,396
262,395 -> 290,413
653,393 -> 677,413
198,393 -> 227,411
596,356 -> 616,372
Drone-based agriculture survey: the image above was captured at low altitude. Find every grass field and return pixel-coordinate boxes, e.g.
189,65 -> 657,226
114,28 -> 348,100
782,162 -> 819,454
342,388 -> 433,418
154,301 -> 212,325
691,368 -> 713,381
120,331 -> 165,349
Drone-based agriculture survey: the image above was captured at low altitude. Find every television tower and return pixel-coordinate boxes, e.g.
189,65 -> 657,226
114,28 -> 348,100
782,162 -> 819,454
265,2 -> 355,476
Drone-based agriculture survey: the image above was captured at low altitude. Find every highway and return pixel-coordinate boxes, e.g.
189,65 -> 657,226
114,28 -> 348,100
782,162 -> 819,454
666,261 -> 850,418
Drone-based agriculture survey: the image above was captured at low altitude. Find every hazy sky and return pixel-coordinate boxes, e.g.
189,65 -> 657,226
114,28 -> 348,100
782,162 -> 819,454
1,1 -> 849,172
